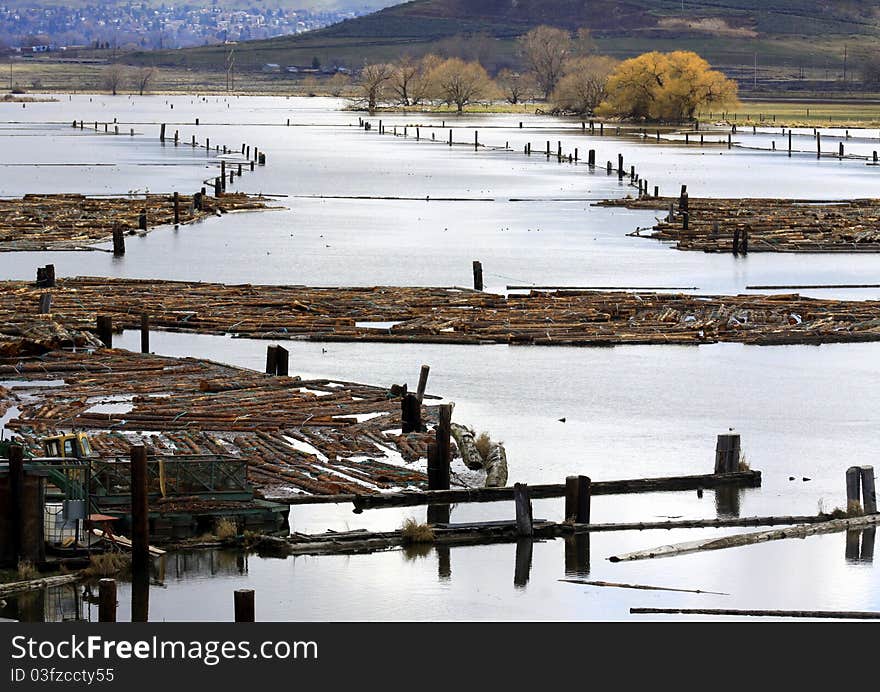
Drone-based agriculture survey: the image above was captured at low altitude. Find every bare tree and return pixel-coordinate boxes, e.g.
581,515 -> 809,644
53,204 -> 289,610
102,64 -> 127,95
133,67 -> 157,96
356,63 -> 395,111
427,58 -> 497,113
551,56 -> 618,115
518,25 -> 572,100
497,69 -> 538,105
327,72 -> 352,97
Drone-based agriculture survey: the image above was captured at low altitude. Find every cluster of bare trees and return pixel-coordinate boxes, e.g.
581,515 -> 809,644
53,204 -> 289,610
102,65 -> 159,95
353,25 -> 739,121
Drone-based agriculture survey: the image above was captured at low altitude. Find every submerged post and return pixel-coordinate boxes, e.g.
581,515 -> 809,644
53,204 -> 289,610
472,260 -> 483,291
234,589 -> 255,623
98,579 -> 117,623
130,445 -> 149,572
140,314 -> 150,354
514,483 -> 533,537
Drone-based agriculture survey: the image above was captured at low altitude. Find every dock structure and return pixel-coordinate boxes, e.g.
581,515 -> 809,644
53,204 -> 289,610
602,196 -> 880,252
3,278 -> 880,347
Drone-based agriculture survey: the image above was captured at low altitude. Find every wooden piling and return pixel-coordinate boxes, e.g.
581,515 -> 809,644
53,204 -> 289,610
275,346 -> 289,377
715,434 -> 741,474
8,445 -> 24,564
416,365 -> 430,402
159,124 -> 165,141
140,314 -> 150,354
38,293 -> 51,314
98,579 -> 117,623
429,405 -> 452,491
96,315 -> 113,348
475,131 -> 479,151
401,393 -> 421,434
265,345 -> 278,375
733,227 -> 741,255
514,483 -> 533,537
617,154 -> 624,179
172,192 -> 180,225
138,209 -> 147,231
741,227 -> 749,254
847,467 -> 862,509
817,132 -> 821,159
130,445 -> 150,572
860,466 -> 876,514
234,589 -> 255,622
473,260 -> 483,291
788,130 -> 792,157
588,149 -> 595,167
839,142 -> 844,159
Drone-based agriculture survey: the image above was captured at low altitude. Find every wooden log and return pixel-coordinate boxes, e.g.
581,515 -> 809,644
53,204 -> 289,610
130,445 -> 150,572
0,572 -> 82,599
630,607 -> 880,620
234,589 -> 255,622
608,513 -> 880,562
472,260 -> 483,291
98,578 -> 117,622
560,579 -> 727,595
860,466 -> 877,514
514,483 -> 533,536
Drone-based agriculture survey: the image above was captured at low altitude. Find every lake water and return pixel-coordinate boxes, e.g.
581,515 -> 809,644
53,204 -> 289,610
1,95 -> 879,621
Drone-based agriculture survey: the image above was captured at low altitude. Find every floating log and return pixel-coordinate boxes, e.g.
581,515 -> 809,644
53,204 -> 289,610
0,572 -> 83,598
608,513 -> 880,562
560,579 -> 728,595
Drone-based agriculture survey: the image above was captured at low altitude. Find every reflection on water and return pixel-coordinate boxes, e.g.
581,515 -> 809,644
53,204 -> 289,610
846,529 -> 875,564
564,534 -> 591,578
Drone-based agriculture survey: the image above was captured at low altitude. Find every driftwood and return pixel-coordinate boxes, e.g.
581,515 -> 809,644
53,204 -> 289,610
0,572 -> 83,598
631,607 -> 880,620
560,579 -> 728,596
3,278 -> 880,347
608,513 -> 880,562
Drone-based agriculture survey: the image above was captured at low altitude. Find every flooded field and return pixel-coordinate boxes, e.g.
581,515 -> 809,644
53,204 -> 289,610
2,95 -> 879,621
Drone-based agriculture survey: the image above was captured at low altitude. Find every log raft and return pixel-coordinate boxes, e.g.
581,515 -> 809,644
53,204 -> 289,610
3,278 -> 880,348
601,196 -> 880,253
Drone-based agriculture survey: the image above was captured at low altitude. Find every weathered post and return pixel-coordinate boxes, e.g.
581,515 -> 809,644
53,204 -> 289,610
839,142 -> 844,159
214,178 -> 222,197
130,445 -> 150,572
98,579 -> 117,623
449,130 -> 453,146
111,227 -> 125,256
401,393 -> 421,434
472,260 -> 483,291
588,149 -> 595,168
715,433 -> 741,474
860,466 -> 877,514
475,131 -> 479,151
733,228 -> 741,255
617,153 -> 624,179
514,483 -> 533,537
234,589 -> 255,623
728,133 -> 732,149
96,315 -> 113,348
8,445 -> 24,564
817,132 -> 821,159
265,345 -> 278,375
741,227 -> 749,254
159,124 -> 166,142
140,314 -> 150,354
138,209 -> 147,231
430,405 -> 452,491
39,293 -> 51,314
275,346 -> 289,377
173,192 -> 180,225
788,130 -> 792,157
565,476 -> 591,524
847,466 -> 862,511
416,365 -> 430,402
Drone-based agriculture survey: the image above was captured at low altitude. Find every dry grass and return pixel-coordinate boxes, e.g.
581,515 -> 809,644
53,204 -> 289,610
17,560 -> 38,580
401,518 -> 435,544
737,455 -> 751,472
215,518 -> 238,540
474,432 -> 492,461
826,501 -> 865,519
83,552 -> 131,577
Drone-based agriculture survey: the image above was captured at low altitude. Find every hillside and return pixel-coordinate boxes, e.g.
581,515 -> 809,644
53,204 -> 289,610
125,0 -> 880,83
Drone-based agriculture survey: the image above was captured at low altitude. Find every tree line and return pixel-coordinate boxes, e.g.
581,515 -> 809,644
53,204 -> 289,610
354,25 -> 739,121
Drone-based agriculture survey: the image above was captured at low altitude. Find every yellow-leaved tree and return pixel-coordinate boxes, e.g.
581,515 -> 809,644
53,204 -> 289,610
598,51 -> 738,122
